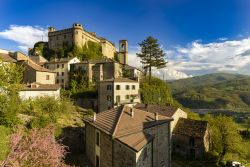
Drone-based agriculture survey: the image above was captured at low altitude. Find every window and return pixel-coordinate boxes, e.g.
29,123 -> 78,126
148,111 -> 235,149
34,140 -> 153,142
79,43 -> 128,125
116,85 -> 120,90
96,155 -> 100,167
57,64 -> 59,68
125,95 -> 130,99
62,64 -> 64,68
57,72 -> 59,76
126,85 -> 130,90
96,131 -> 100,146
107,85 -> 112,90
62,79 -> 64,83
107,95 -> 111,101
132,85 -> 136,90
64,35 -> 66,39
189,137 -> 195,147
46,75 -> 50,80
56,79 -> 59,84
62,72 -> 64,76
116,95 -> 120,103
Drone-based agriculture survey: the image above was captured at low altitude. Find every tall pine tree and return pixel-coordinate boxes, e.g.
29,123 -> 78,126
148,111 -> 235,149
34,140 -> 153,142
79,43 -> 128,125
137,36 -> 166,83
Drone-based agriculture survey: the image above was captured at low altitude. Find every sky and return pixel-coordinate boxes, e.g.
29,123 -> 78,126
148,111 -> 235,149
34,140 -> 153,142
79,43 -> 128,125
1,0 -> 250,80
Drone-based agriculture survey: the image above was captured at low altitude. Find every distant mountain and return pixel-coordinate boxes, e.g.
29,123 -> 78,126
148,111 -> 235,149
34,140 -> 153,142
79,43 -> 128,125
168,73 -> 250,112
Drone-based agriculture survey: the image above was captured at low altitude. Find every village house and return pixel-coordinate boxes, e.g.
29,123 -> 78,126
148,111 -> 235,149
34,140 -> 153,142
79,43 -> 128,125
0,52 -> 17,64
19,82 -> 60,100
133,103 -> 187,133
98,78 -> 140,112
44,57 -> 80,87
172,118 -> 211,159
70,58 -> 122,84
84,105 -> 173,167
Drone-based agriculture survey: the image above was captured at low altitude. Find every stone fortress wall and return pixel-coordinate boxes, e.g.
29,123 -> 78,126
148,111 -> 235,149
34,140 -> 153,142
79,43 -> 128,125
48,23 -> 116,59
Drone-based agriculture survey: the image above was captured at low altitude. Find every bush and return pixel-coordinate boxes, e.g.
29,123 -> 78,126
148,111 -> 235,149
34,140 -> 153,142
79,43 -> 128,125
27,116 -> 52,129
0,126 -> 11,161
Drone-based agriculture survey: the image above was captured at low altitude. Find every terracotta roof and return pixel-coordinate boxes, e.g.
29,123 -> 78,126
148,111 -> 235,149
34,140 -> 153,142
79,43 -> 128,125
173,118 -> 208,138
84,105 -> 173,152
21,83 -> 60,91
26,60 -> 54,72
134,103 -> 181,117
101,77 -> 138,83
0,53 -> 17,63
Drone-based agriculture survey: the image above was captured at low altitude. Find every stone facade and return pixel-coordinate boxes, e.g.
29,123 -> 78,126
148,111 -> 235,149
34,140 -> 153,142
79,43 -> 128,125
172,118 -> 210,159
22,62 -> 56,85
45,57 -> 80,87
171,108 -> 187,133
84,105 -> 172,167
145,123 -> 171,167
98,78 -> 140,112
48,23 -> 116,59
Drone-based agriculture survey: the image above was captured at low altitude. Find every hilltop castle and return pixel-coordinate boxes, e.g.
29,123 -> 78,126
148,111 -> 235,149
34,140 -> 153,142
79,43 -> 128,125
48,23 -> 128,64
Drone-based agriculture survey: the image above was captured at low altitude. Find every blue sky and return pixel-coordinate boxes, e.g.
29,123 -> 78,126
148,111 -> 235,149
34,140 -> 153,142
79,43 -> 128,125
1,0 -> 250,79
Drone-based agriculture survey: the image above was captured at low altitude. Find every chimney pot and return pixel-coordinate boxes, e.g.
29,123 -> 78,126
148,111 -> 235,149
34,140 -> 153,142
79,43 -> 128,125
93,112 -> 96,121
131,108 -> 134,118
154,112 -> 158,121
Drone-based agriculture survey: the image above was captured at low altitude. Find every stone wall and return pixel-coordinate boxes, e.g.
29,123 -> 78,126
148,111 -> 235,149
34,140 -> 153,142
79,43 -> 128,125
135,141 -> 152,167
85,123 -> 96,167
172,133 -> 206,159
113,140 -> 136,167
145,123 -> 171,167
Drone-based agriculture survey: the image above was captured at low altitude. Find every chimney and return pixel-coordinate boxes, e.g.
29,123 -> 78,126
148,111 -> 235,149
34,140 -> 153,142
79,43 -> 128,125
154,112 -> 158,121
131,108 -> 134,118
93,112 -> 96,121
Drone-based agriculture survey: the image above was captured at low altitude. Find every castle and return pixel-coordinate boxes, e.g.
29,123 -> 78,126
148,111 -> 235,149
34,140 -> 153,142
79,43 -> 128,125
48,23 -> 128,64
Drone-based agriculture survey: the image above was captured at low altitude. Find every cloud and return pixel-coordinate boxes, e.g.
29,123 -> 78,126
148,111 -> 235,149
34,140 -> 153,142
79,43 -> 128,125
171,38 -> 250,76
0,25 -> 47,52
129,37 -> 250,80
128,49 -> 192,80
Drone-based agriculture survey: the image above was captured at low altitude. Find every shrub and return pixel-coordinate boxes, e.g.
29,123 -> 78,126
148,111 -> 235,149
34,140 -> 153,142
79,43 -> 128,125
2,127 -> 69,167
0,126 -> 11,161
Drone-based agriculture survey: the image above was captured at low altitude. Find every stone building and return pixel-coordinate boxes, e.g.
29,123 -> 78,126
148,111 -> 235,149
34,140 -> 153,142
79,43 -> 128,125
44,57 -> 80,87
0,52 -> 17,64
84,105 -> 173,167
172,118 -> 211,159
19,82 -> 60,100
70,58 -> 122,84
98,78 -> 140,112
133,103 -> 187,133
22,60 -> 56,85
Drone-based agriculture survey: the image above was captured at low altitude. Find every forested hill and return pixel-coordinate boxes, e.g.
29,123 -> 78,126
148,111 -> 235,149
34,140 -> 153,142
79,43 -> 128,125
168,73 -> 250,112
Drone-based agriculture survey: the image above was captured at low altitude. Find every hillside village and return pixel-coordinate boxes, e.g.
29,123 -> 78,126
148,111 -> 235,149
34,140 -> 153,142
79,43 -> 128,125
0,23 -> 249,167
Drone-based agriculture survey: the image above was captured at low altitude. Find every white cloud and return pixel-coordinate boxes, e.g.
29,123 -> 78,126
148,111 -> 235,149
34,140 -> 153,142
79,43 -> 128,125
0,25 -> 47,52
128,49 -> 192,80
129,37 -> 250,80
171,38 -> 250,76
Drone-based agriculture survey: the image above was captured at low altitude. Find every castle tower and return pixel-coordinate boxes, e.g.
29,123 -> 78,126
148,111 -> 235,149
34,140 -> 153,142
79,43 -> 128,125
72,23 -> 84,47
48,27 -> 56,32
118,40 -> 128,65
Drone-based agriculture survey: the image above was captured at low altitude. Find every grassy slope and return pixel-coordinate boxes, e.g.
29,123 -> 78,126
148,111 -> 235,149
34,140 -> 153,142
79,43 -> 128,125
168,73 -> 250,111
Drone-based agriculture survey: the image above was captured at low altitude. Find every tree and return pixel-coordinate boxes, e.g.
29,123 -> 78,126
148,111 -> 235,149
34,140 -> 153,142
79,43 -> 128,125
2,127 -> 69,167
137,36 -> 166,83
140,76 -> 179,106
204,115 -> 246,164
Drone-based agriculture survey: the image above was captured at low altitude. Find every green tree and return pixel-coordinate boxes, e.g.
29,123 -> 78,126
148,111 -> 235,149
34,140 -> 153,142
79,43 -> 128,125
204,115 -> 246,164
137,36 -> 166,83
140,76 -> 178,106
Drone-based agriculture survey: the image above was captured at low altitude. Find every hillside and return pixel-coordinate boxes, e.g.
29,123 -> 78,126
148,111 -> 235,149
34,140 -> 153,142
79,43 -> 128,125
168,73 -> 250,112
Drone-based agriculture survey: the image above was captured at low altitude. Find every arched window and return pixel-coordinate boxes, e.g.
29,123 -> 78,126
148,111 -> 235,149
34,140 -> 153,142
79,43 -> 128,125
121,44 -> 125,51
